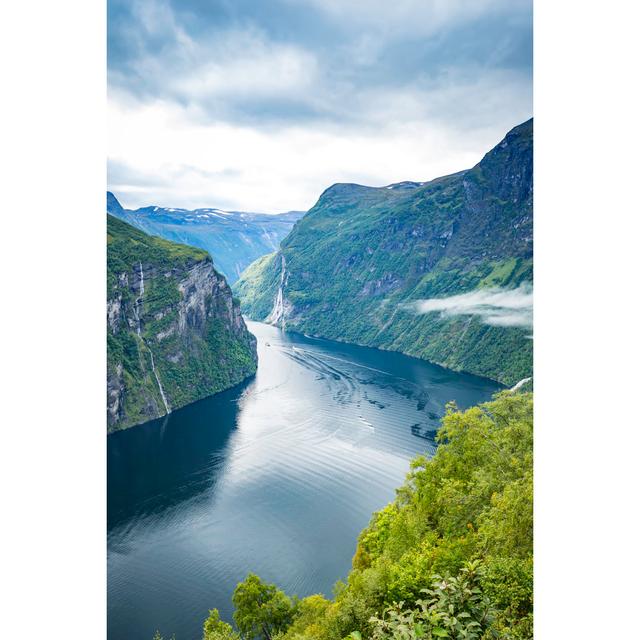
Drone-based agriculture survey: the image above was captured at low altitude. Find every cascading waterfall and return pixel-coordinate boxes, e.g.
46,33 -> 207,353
148,349 -> 170,414
267,254 -> 287,328
135,261 -> 170,415
133,261 -> 144,336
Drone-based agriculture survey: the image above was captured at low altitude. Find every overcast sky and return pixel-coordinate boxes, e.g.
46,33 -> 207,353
108,0 -> 532,212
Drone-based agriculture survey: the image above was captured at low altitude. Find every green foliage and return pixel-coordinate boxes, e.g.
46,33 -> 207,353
204,609 -> 242,640
281,595 -> 333,640
205,392 -> 532,640
234,253 -> 280,320
370,561 -> 496,640
234,121 -> 533,386
481,558 -> 532,639
232,574 -> 297,640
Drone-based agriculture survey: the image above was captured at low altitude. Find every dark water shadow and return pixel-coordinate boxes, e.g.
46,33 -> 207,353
107,377 -> 253,531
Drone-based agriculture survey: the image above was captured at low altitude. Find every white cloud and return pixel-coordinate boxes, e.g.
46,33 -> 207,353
403,284 -> 533,329
174,39 -> 317,101
115,26 -> 319,109
108,75 -> 530,212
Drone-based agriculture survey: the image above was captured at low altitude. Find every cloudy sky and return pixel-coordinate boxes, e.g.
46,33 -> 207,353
108,0 -> 532,212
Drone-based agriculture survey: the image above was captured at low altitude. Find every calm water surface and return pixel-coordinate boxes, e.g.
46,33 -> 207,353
108,321 -> 501,640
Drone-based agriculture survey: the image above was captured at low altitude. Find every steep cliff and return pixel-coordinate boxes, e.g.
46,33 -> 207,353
107,214 -> 257,431
234,119 -> 533,386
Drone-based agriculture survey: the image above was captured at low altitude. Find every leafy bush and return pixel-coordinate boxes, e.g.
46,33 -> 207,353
370,561 -> 495,640
204,609 -> 242,640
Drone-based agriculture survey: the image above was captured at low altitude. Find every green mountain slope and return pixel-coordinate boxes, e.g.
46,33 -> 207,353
234,120 -> 533,386
107,214 -> 257,431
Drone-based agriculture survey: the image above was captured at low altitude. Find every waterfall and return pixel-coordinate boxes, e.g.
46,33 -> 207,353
133,262 -> 144,336
148,348 -> 170,414
133,261 -> 171,415
267,254 -> 287,328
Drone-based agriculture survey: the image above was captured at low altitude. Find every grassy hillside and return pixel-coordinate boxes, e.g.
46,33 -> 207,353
235,120 -> 533,386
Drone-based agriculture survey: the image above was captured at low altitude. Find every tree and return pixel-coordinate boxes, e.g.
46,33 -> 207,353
204,609 -> 241,640
233,574 -> 296,640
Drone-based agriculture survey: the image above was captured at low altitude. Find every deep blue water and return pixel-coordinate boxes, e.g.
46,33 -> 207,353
108,321 -> 501,640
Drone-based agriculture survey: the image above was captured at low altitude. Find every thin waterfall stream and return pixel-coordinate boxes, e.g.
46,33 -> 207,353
135,261 -> 170,415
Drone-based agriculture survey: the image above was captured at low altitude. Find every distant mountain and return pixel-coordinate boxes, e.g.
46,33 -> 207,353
234,119 -> 533,386
107,214 -> 257,431
107,194 -> 305,284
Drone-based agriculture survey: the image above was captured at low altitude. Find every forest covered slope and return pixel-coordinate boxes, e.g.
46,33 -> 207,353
234,120 -> 533,386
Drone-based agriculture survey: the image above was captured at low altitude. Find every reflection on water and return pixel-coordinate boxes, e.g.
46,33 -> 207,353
108,321 -> 501,640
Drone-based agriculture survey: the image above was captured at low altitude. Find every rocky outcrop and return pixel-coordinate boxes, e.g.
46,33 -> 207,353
107,214 -> 257,432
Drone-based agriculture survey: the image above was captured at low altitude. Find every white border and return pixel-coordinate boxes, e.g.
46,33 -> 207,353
3,0 -> 640,638
535,0 -> 640,637
1,0 -> 106,637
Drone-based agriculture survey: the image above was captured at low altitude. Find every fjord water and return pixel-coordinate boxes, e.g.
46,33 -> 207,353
108,322 -> 501,640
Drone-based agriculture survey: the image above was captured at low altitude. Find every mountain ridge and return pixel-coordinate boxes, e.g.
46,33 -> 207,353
234,119 -> 533,386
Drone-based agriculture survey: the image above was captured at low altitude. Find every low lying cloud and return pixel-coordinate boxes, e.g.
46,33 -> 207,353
403,284 -> 533,329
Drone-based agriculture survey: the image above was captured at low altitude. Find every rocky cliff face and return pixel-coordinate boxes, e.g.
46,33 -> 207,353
234,119 -> 533,386
107,214 -> 257,431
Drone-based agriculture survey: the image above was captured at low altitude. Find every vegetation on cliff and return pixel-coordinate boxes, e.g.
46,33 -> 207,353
155,391 -> 532,640
107,214 -> 257,431
234,120 -> 533,386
